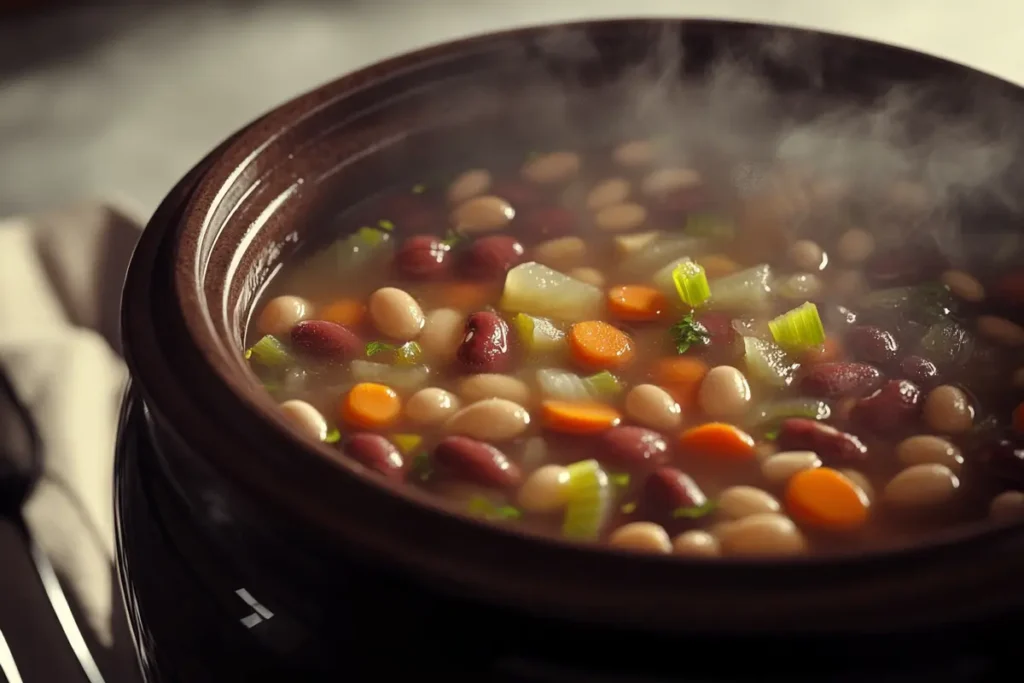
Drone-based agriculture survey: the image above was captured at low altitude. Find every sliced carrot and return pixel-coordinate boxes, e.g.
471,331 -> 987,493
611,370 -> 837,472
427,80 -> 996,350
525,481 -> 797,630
1014,402 -> 1024,434
800,337 -> 843,366
440,281 -> 497,312
696,253 -> 740,280
651,357 -> 709,409
678,422 -> 755,461
319,298 -> 366,327
541,400 -> 622,435
785,467 -> 869,531
568,321 -> 636,371
607,285 -> 669,322
340,383 -> 401,430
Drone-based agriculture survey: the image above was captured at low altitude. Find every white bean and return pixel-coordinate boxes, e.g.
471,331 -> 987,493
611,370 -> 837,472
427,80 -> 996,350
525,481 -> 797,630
896,435 -> 963,473
586,178 -> 631,211
569,267 -> 605,288
533,236 -> 587,272
941,270 -> 985,303
990,491 -> 1024,523
977,315 -> 1024,347
717,486 -> 781,519
641,168 -> 701,197
458,374 -> 531,406
521,151 -> 581,185
418,308 -> 464,363
450,195 -> 515,234
447,169 -> 492,205
715,513 -> 807,557
613,231 -> 660,258
836,228 -> 875,264
368,287 -> 425,341
883,464 -> 960,509
405,388 -> 461,427
923,385 -> 974,435
625,384 -> 682,432
608,522 -> 672,554
444,398 -> 530,441
697,366 -> 751,419
613,140 -> 655,167
517,465 -> 571,513
788,240 -> 825,271
278,399 -> 328,441
671,530 -> 721,557
761,451 -> 821,485
258,295 -> 310,336
594,202 -> 648,232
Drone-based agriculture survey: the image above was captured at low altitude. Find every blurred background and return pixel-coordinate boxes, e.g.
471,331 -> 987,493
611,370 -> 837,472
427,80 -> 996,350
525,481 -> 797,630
1,0 -> 1023,220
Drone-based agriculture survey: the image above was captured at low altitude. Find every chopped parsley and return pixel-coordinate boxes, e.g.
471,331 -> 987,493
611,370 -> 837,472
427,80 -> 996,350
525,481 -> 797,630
671,500 -> 717,519
441,229 -> 464,248
670,311 -> 710,354
365,341 -> 396,357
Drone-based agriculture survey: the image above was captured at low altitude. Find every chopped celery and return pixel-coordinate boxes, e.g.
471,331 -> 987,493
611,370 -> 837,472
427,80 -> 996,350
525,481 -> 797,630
748,398 -> 830,432
500,262 -> 603,323
562,459 -> 613,541
743,336 -> 798,388
916,319 -> 974,368
511,312 -> 567,356
349,360 -> 430,392
467,495 -> 522,521
684,213 -> 734,240
584,371 -> 623,399
706,264 -> 772,313
391,433 -> 423,455
536,368 -> 593,403
769,302 -> 826,352
671,260 -> 712,308
245,335 -> 293,367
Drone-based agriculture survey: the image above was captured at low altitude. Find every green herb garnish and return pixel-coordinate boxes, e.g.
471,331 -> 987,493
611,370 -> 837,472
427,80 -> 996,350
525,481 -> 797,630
670,311 -> 710,354
355,226 -> 387,246
611,473 -> 630,488
324,428 -> 341,444
762,429 -> 780,442
245,335 -> 293,367
467,495 -> 522,521
365,341 -> 422,365
672,500 -> 717,519
441,229 -> 464,248
377,219 -> 395,231
365,341 -> 396,358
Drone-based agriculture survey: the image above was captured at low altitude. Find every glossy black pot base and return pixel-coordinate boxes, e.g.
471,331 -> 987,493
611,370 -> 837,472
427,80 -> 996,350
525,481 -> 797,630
116,386 -> 1018,682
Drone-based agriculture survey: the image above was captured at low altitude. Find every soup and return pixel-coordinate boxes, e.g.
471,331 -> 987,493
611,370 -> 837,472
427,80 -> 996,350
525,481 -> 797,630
244,140 -> 1024,557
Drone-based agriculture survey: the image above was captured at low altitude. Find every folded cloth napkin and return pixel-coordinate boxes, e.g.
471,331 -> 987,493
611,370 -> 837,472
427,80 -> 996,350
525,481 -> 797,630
0,202 -> 141,652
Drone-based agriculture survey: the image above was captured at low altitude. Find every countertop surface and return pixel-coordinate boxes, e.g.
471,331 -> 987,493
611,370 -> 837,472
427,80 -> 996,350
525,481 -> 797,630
1,0 -> 1021,218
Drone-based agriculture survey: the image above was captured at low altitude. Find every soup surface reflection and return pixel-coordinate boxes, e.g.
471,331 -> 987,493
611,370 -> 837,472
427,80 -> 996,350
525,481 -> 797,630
245,140 -> 1024,557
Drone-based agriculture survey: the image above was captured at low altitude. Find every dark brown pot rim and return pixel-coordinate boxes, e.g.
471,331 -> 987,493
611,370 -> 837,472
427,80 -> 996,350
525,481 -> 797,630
123,18 -> 1024,632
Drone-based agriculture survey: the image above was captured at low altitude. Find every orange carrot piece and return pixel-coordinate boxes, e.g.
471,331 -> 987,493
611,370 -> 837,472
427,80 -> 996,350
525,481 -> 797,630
1014,402 -> 1024,434
341,382 -> 401,430
541,400 -> 622,435
696,253 -> 740,280
801,337 -> 843,366
785,467 -> 869,531
606,285 -> 669,322
651,357 -> 709,409
678,422 -> 756,461
320,298 -> 366,327
568,321 -> 636,371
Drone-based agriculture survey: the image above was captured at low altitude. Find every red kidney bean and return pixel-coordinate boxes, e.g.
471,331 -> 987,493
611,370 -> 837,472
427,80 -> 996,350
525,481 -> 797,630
851,379 -> 921,434
460,235 -> 525,280
433,436 -> 522,488
290,320 -> 363,361
342,433 -> 404,480
518,206 -> 578,243
693,312 -> 741,363
394,235 -> 452,279
642,467 -> 707,518
596,427 -> 669,469
777,418 -> 868,464
899,355 -> 939,388
846,326 -> 898,364
800,362 -> 883,399
457,311 -> 513,373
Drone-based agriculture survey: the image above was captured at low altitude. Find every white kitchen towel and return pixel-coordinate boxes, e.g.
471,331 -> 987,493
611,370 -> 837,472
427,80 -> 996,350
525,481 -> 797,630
0,202 -> 142,646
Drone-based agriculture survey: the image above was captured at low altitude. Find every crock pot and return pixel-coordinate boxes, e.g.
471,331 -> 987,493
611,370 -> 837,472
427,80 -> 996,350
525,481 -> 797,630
115,19 -> 1024,682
